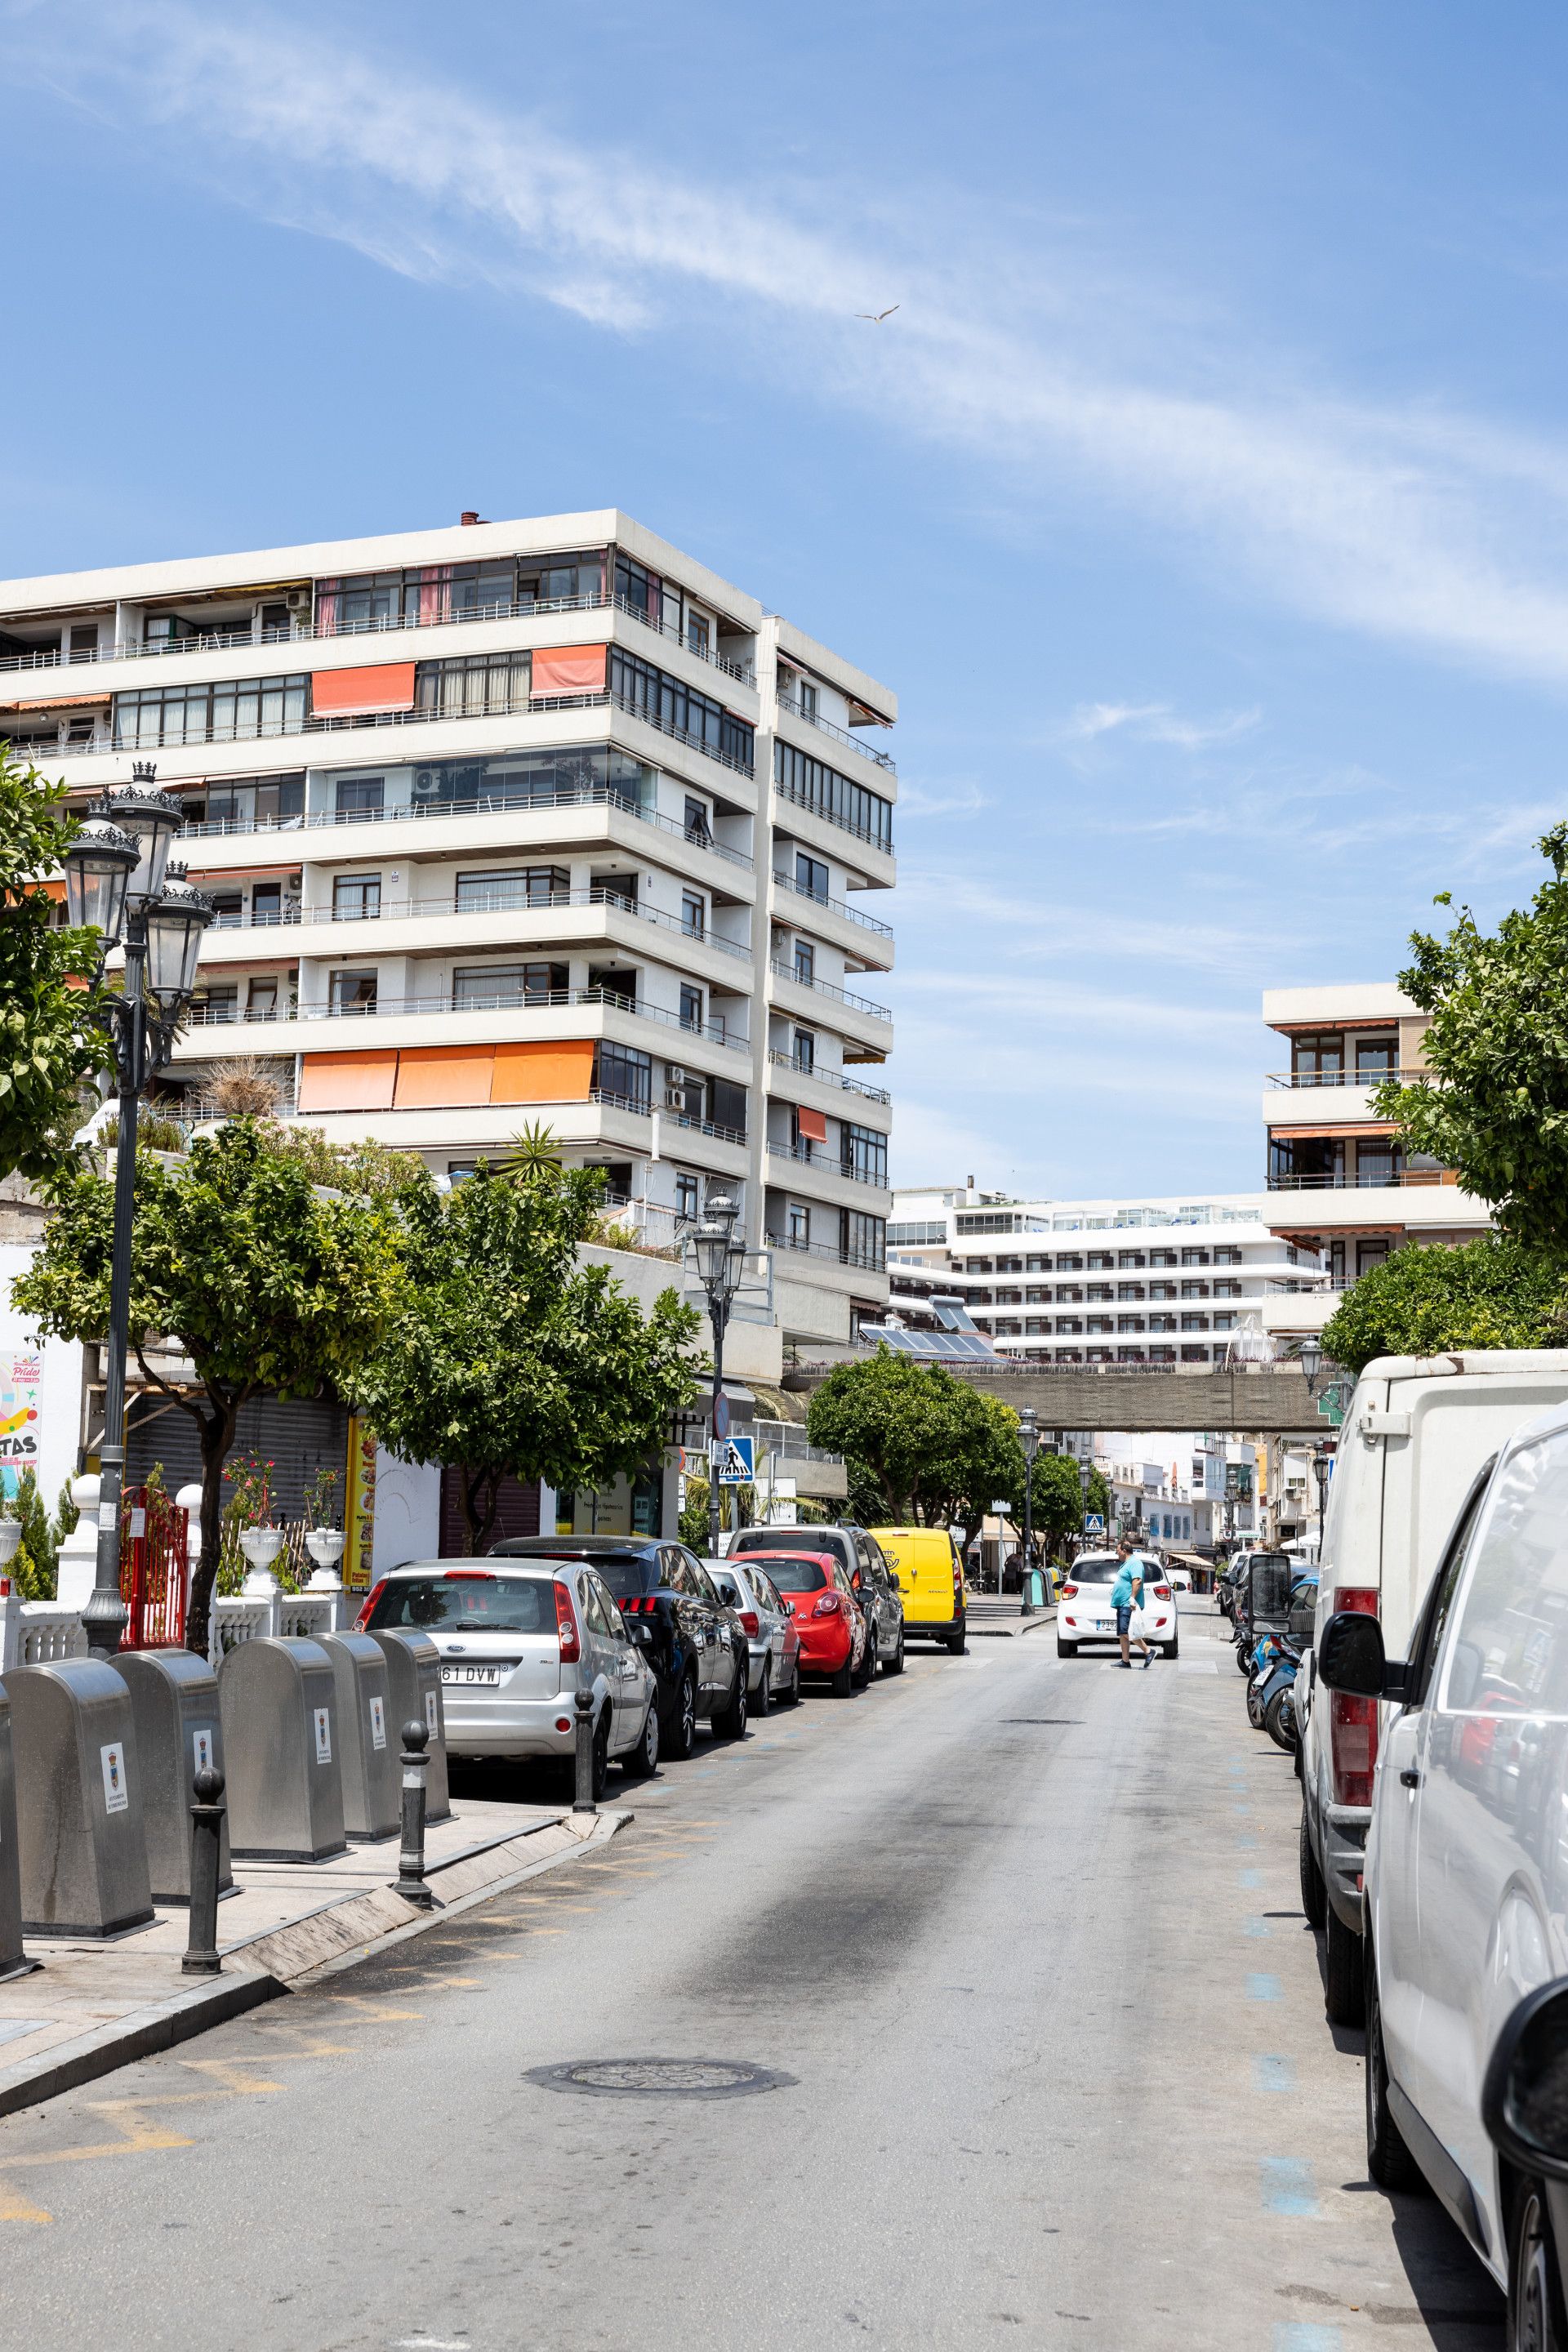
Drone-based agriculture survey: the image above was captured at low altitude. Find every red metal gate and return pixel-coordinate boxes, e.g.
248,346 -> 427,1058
119,1483 -> 188,1649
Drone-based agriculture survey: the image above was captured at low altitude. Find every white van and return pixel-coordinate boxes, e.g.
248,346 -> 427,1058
1298,1350 -> 1568,2026
1320,1399 -> 1568,2315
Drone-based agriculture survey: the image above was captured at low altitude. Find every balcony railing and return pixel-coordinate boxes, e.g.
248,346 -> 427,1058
766,1049 -> 889,1104
29,687 -> 755,777
180,778 -> 754,871
768,959 -> 892,1024
769,867 -> 893,938
777,695 -> 896,775
768,1140 -> 889,1193
0,589 -> 755,684
1267,1067 -> 1419,1089
185,985 -> 749,1052
766,1229 -> 886,1273
1266,1170 -> 1457,1191
207,885 -> 753,960
773,779 -> 894,858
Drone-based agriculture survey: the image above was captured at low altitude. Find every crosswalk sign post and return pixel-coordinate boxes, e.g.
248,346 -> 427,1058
715,1437 -> 755,1486
1082,1512 -> 1106,1535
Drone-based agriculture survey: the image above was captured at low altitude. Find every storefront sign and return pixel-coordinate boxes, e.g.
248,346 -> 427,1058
0,1352 -> 42,1502
344,1416 -> 377,1591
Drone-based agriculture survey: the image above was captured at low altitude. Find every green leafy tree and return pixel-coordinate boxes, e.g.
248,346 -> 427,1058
1320,1232 -> 1568,1376
1031,1451 -> 1111,1556
1377,824 -> 1568,1251
0,746 -> 105,1184
4,1468 -> 78,1601
12,1120 -> 407,1655
354,1160 -> 702,1552
805,1350 -> 1025,1548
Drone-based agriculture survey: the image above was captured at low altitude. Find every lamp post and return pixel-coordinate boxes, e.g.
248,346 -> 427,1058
690,1192 -> 746,1558
62,766 -> 213,1655
1018,1407 -> 1040,1614
1077,1454 -> 1092,1557
1311,1444 -> 1334,1558
1298,1334 -> 1323,1396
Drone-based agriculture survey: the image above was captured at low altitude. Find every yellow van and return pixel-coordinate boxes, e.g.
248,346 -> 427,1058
871,1526 -> 966,1654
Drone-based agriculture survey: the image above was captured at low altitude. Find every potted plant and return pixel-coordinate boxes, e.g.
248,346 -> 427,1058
228,1455 -> 285,1593
303,1465 -> 345,1584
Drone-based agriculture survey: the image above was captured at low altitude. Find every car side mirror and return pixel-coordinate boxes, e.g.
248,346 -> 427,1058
1317,1610 -> 1408,1702
1483,1978 -> 1568,2182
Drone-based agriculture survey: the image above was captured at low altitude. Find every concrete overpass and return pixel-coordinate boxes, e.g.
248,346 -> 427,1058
783,1362 -> 1325,1437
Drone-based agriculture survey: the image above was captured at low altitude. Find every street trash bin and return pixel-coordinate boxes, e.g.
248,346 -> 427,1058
368,1628 -> 450,1824
217,1636 -> 345,1863
114,1647 -> 232,1904
0,1677 -> 37,1979
318,1633 -> 399,1842
8,1657 -> 154,1936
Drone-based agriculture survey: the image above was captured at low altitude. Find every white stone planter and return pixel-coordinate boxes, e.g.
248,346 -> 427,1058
305,1528 -> 346,1579
239,1525 -> 286,1594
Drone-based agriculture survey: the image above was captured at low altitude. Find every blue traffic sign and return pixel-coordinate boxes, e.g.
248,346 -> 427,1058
713,1392 -> 732,1442
1082,1512 -> 1106,1534
716,1437 -> 755,1486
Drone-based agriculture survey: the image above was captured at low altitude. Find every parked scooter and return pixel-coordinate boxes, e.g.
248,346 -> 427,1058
1245,1630 -> 1300,1750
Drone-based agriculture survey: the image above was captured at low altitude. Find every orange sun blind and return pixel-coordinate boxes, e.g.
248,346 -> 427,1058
490,1040 -> 597,1104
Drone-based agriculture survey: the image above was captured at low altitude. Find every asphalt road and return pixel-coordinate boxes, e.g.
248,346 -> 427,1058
2,1602 -> 1506,2351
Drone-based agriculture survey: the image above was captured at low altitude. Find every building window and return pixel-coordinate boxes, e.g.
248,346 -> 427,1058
773,740 -> 893,852
679,984 -> 704,1032
593,1041 -> 652,1111
1213,1278 -> 1242,1298
1086,1315 -> 1113,1334
684,795 -> 711,845
247,978 -> 278,1018
1057,1285 -> 1083,1303
456,866 -> 568,911
1116,1315 -> 1145,1334
675,1172 -> 699,1220
1214,1245 -> 1242,1265
334,774 -> 385,819
1086,1283 -> 1113,1303
1116,1347 -> 1144,1363
330,970 -> 378,1014
796,679 -> 819,721
415,648 -> 532,718
1212,1312 -> 1236,1332
687,612 -> 710,658
1357,1238 -> 1392,1276
1087,1250 -> 1115,1270
841,1123 -> 888,1187
452,962 -> 567,1008
795,853 -> 830,904
793,940 -> 815,987
994,1289 -> 1023,1306
840,1210 -> 886,1270
1149,1281 -> 1177,1300
1117,1250 -> 1146,1270
1180,1312 -> 1209,1332
1180,1343 -> 1208,1362
1149,1247 -> 1178,1267
1117,1282 -> 1145,1302
1292,1031 -> 1345,1083
682,891 -> 706,938
1181,1248 -> 1209,1266
1181,1280 -> 1209,1299
1148,1314 -> 1177,1333
1056,1316 -> 1083,1334
447,1162 -> 478,1183
789,1201 -> 811,1246
609,646 -> 755,770
114,673 -> 310,750
793,1028 -> 815,1073
1356,1036 -> 1398,1080
334,875 -> 381,921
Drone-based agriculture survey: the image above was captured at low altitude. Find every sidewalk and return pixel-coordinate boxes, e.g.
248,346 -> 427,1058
963,1594 -> 1057,1639
0,1793 -> 630,2118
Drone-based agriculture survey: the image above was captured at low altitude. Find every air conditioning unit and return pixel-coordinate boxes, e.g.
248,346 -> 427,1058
287,590 -> 311,612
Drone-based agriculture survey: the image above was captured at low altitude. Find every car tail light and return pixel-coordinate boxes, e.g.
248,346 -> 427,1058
813,1592 -> 842,1617
1153,1585 -> 1172,1600
355,1579 -> 385,1629
554,1716 -> 572,1732
555,1580 -> 581,1663
444,1568 -> 495,1580
738,1610 -> 760,1637
1326,1591 -> 1380,1804
1061,1584 -> 1079,1600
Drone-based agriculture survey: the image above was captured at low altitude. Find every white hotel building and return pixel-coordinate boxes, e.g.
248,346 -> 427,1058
885,1186 -> 1325,1365
1,510 -> 896,1357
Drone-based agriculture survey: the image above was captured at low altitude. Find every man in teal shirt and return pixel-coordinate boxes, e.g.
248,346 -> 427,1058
1111,1540 -> 1155,1670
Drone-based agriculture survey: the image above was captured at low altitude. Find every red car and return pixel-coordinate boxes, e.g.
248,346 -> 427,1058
740,1549 -> 866,1697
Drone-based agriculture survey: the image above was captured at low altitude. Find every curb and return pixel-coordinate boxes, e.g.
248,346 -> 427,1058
0,1809 -> 630,2119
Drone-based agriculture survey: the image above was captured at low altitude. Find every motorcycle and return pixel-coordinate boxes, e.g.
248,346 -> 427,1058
1253,1637 -> 1302,1752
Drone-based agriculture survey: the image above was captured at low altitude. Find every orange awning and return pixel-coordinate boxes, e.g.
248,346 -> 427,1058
297,1050 -> 398,1111
2,690 -> 111,712
311,663 -> 416,718
1267,1121 -> 1396,1139
490,1040 -> 596,1105
795,1107 -> 828,1143
393,1047 -> 496,1109
530,644 -> 606,697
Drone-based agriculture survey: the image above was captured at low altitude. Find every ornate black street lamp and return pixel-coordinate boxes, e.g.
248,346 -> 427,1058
1018,1406 -> 1040,1613
62,766 -> 213,1655
690,1192 -> 746,1557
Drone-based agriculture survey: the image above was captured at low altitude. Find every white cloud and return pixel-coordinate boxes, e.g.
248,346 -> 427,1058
894,781 -> 989,818
18,3 -> 1568,685
1062,701 -> 1261,750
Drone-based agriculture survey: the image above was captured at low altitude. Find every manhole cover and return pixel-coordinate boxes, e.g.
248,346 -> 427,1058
528,2057 -> 795,2099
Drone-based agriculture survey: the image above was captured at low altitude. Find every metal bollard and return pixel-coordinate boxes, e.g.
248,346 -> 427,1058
182,1766 -> 226,1977
572,1686 -> 597,1815
392,1720 -> 437,1910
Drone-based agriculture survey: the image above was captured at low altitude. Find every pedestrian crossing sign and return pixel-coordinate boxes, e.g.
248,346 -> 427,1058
715,1437 -> 755,1486
1082,1512 -> 1106,1534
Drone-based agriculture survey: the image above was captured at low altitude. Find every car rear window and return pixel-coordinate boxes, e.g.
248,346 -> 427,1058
760,1557 -> 829,1592
734,1529 -> 847,1567
1070,1557 -> 1121,1584
368,1575 -> 558,1633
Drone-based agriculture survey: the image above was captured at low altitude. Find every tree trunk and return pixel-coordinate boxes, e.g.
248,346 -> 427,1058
185,1392 -> 239,1659
461,1466 -> 501,1556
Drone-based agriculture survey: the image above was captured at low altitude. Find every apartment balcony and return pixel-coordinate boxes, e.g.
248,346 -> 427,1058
764,1049 -> 891,1115
776,696 -> 896,777
768,868 -> 894,971
771,781 -> 895,890
270,1089 -> 751,1173
765,1141 -> 890,1206
767,1229 -> 889,1283
194,889 -> 754,987
768,960 -> 893,1053
1264,1183 -> 1492,1241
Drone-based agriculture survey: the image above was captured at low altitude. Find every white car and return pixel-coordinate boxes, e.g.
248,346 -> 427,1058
363,1557 -> 659,1795
1164,1563 -> 1192,1592
1324,1396 -> 1568,2321
1056,1552 -> 1179,1659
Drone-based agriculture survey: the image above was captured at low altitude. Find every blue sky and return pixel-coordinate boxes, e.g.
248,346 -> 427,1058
6,0 -> 1568,1200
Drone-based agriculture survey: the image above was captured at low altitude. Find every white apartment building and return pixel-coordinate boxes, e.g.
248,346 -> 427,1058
0,510 -> 896,1357
887,1185 -> 1325,1367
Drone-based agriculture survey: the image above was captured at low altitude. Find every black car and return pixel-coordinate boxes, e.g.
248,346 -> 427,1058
729,1523 -> 905,1683
489,1535 -> 748,1758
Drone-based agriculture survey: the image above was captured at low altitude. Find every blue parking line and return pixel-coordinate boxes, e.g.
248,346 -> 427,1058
1274,2328 -> 1341,2351
1236,1835 -> 1258,1849
1244,1916 -> 1271,1938
1253,2054 -> 1295,2093
1262,2158 -> 1319,2216
1238,1869 -> 1263,1889
1247,1972 -> 1284,2001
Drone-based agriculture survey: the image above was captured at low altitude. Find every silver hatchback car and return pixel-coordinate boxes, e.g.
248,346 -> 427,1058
707,1556 -> 802,1715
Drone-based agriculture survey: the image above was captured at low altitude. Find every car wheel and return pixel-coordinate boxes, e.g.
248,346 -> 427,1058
1508,2178 -> 1567,2351
884,1629 -> 906,1677
1299,1806 -> 1327,1929
781,1659 -> 802,1706
666,1668 -> 698,1762
947,1631 -> 967,1655
830,1658 -> 853,1698
853,1633 -> 875,1687
1325,1906 -> 1365,2028
1365,1945 -> 1422,2193
713,1661 -> 748,1740
621,1701 -> 660,1780
1057,1637 -> 1077,1659
752,1660 -> 772,1720
1164,1632 -> 1179,1660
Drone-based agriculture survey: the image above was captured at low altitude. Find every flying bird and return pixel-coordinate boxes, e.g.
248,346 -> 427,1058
855,305 -> 900,322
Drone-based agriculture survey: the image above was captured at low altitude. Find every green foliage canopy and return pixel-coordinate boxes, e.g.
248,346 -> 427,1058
1320,1232 -> 1568,1376
1377,824 -> 1568,1251
354,1160 -> 702,1552
805,1349 -> 1018,1545
0,747 -> 106,1184
12,1119 -> 407,1653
